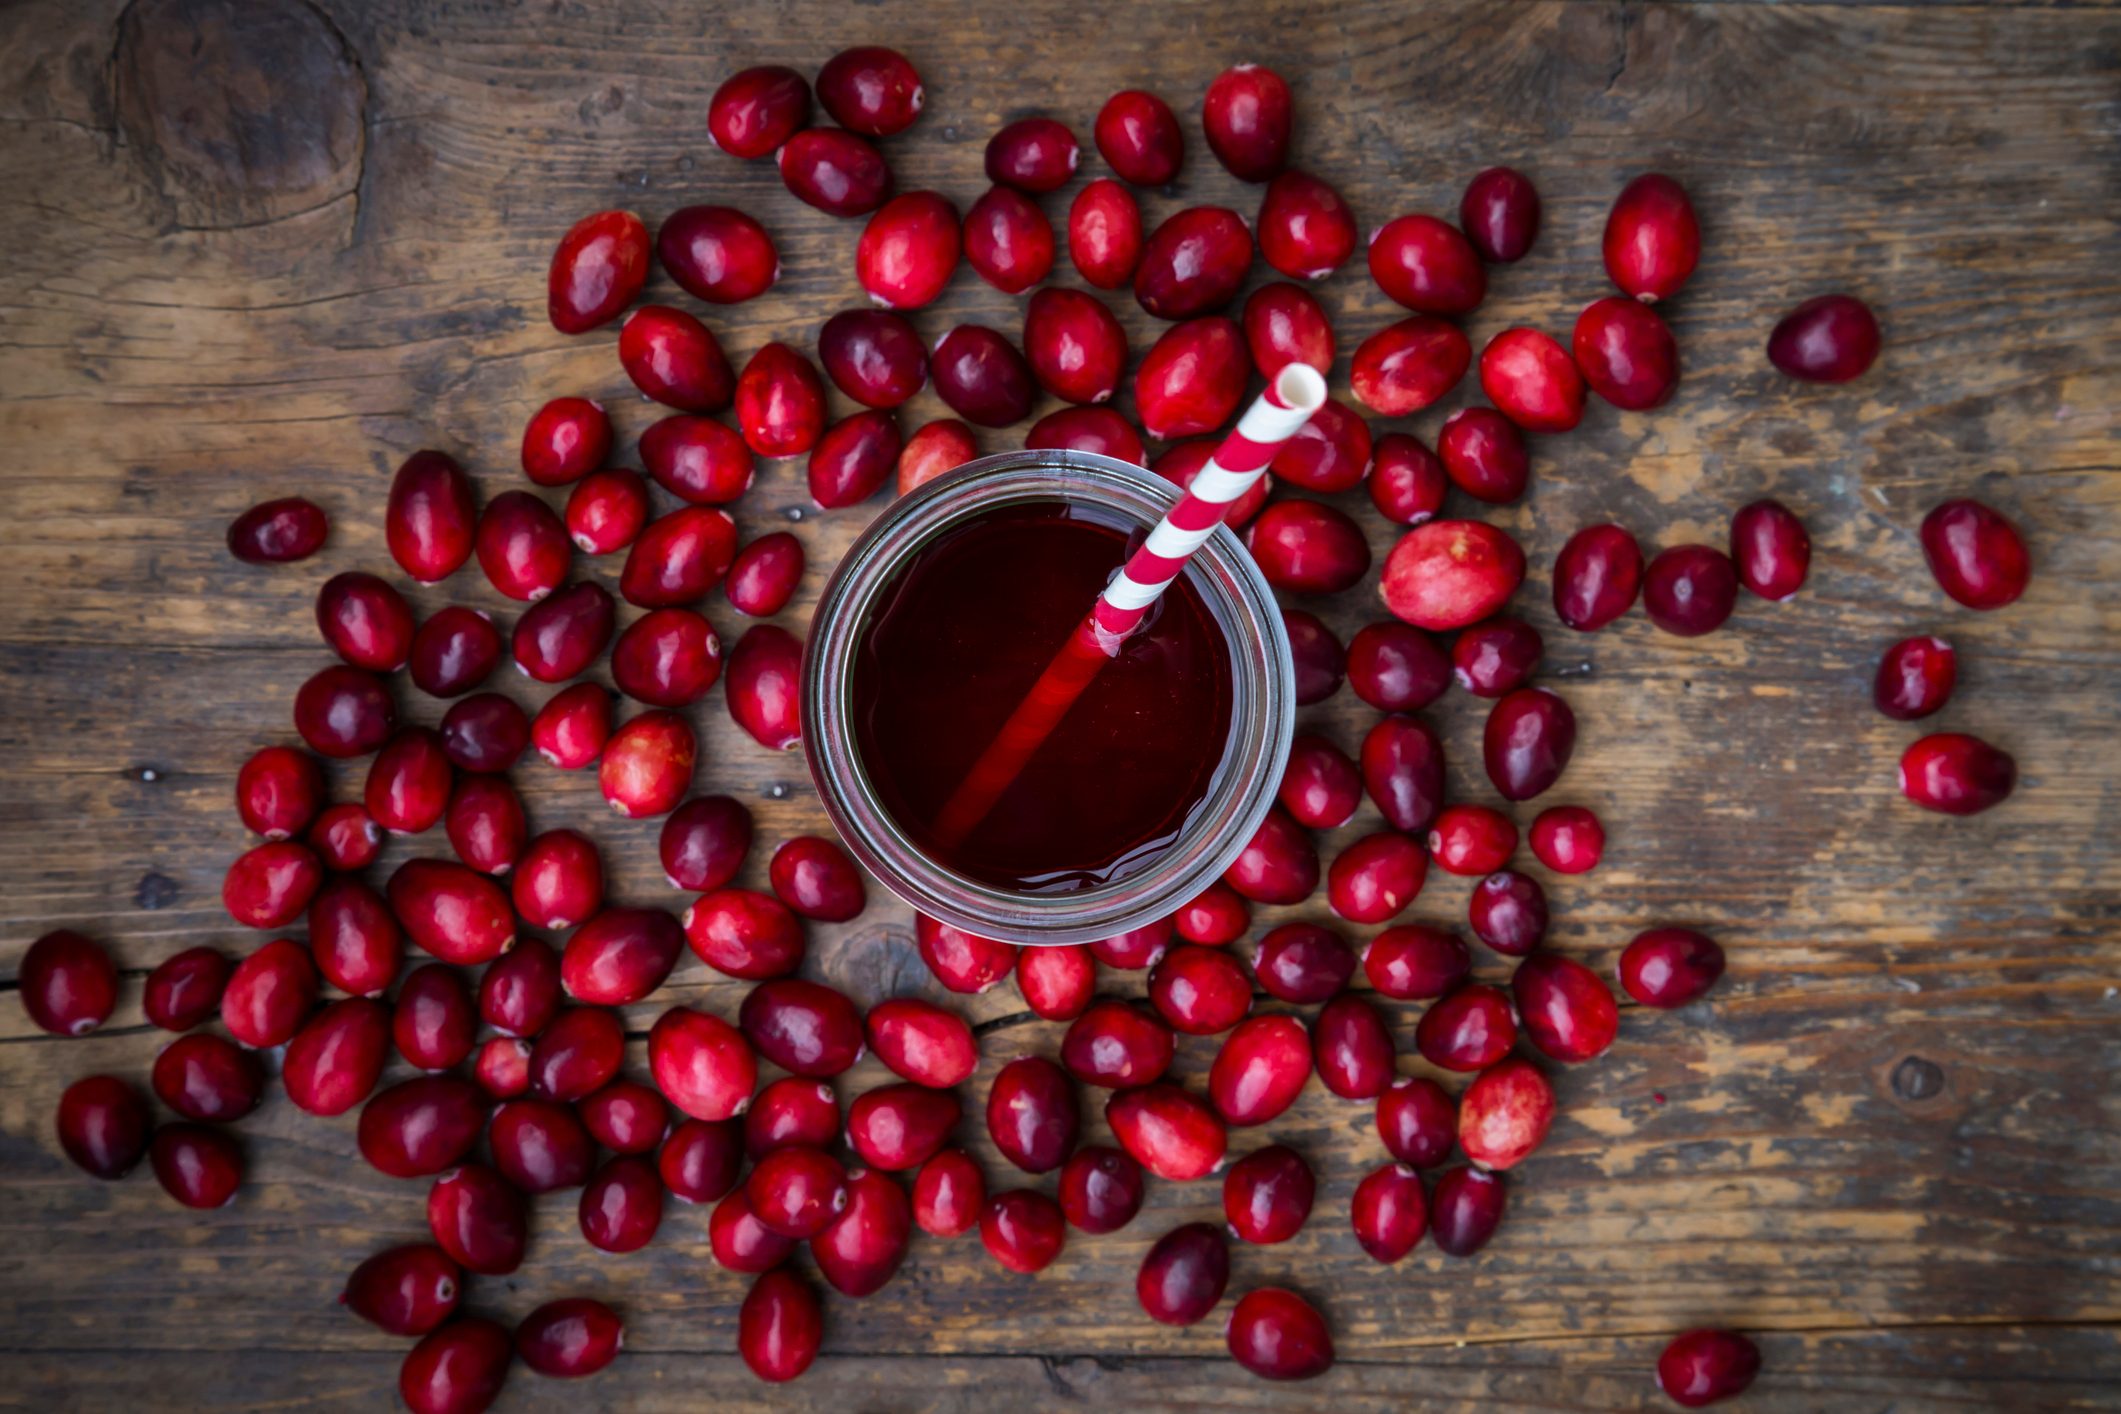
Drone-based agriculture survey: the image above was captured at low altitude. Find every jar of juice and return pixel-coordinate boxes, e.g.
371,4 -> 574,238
803,450 -> 1295,944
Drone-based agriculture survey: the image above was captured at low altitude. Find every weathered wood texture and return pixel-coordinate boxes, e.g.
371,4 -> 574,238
2,0 -> 2118,1408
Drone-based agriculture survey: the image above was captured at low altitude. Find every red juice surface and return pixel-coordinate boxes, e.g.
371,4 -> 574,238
850,501 -> 1234,893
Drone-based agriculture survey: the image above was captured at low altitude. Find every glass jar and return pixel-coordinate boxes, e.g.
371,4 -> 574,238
802,450 -> 1294,945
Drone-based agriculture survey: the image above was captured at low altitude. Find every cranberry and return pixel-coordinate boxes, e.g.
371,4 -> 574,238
931,324 -> 1034,427
521,397 -> 610,487
735,342 -> 828,458
740,978 -> 865,1078
1730,499 -> 1810,601
1277,733 -> 1360,829
1095,89 -> 1183,184
658,205 -> 778,308
1135,206 -> 1253,318
1484,687 -> 1577,802
1246,499 -> 1372,594
778,127 -> 892,216
813,1167 -> 913,1296
391,964 -> 476,1072
638,418 -> 748,506
684,888 -> 805,979
1258,169 -> 1356,279
1021,287 -> 1127,406
980,1188 -> 1068,1273
149,1123 -> 243,1209
223,840 -> 324,929
1228,1287 -> 1333,1381
1017,943 -> 1096,1019
1657,1328 -> 1762,1407
1437,407 -> 1528,503
1513,952 -> 1619,1064
984,116 -> 1079,193
387,450 -> 478,584
1089,917 -> 1170,972
867,998 -> 977,1088
309,803 -> 383,871
847,1085 -> 960,1173
1327,832 -> 1428,925
564,468 -> 649,555
1381,519 -> 1526,630
579,1079 -> 667,1154
721,534 -> 803,619
512,581 -> 616,682
1873,635 -> 1956,720
1460,166 -> 1540,262
622,508 -> 739,610
1148,945 -> 1253,1036
1343,622 -> 1446,713
1138,1222 -> 1230,1325
1453,617 -> 1541,698
1644,545 -> 1740,636
1222,806 -> 1319,906
1027,406 -> 1145,464
610,610 -> 722,711
1770,293 -> 1880,382
816,45 -> 923,136
1553,522 -> 1644,631
471,1036 -> 530,1099
747,1078 -> 840,1157
986,1055 -> 1079,1173
577,1154 -> 664,1252
709,66 -> 809,159
1377,1075 -> 1458,1166
429,1164 -> 528,1275
361,728 -> 450,836
560,907 -> 682,1007
597,710 -> 696,819
511,831 -> 602,933
724,623 -> 804,751
1351,315 -> 1472,415
1904,732 -> 2019,815
1529,806 -> 1603,874
1202,64 -> 1291,180
1058,1145 -> 1146,1235
659,796 -> 750,893
622,305 -> 736,412
916,912 -> 1018,993
342,1243 -> 461,1336
1431,1164 -> 1507,1256
1108,1083 -> 1227,1181
1573,296 -> 1680,410
294,666 -> 398,760
1271,398 -> 1371,493
855,191 -> 960,310
1368,214 -> 1484,315
1427,804 -> 1517,877
1208,1014 -> 1312,1127
747,1145 -> 850,1239
1466,869 -> 1546,956
1252,922 -> 1353,1004
153,1032 -> 263,1121
1155,439 -> 1268,525
316,573 -> 415,672
1617,928 -> 1724,1009
913,1148 -> 986,1237
227,497 -> 326,563
1353,1162 -> 1429,1263
898,418 -> 981,494
1480,327 -> 1585,433
411,609 -> 502,700
739,1269 -> 822,1382
713,1188 -> 798,1272
661,1118 -> 744,1204
358,1076 -> 486,1179
1415,983 -> 1517,1071
815,320 -> 923,418
1921,498 -> 2031,610
1365,925 -> 1470,1001
1315,994 -> 1397,1099
221,936 -> 318,1048
1283,609 -> 1345,705
20,928 -> 118,1036
1360,713 -> 1445,834
1224,1144 -> 1314,1243
1067,177 -> 1143,288
649,1005 -> 758,1121
145,947 -> 231,1032
1134,315 -> 1247,439
527,1006 -> 625,1105
399,1318 -> 511,1414
437,695 -> 529,775
515,1296 -> 624,1378
964,185 -> 1055,294
1604,173 -> 1700,303
547,209 -> 649,333
808,410 -> 902,510
1062,1000 -> 1172,1088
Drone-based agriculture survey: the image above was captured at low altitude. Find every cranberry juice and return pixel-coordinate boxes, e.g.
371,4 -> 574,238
850,501 -> 1234,892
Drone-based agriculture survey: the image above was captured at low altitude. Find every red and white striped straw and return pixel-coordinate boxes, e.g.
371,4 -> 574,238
931,363 -> 1329,849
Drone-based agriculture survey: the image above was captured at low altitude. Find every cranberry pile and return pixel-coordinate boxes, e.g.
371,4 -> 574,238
33,44 -> 2040,1413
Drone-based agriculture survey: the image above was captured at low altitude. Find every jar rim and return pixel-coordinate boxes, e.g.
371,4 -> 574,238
800,450 -> 1294,945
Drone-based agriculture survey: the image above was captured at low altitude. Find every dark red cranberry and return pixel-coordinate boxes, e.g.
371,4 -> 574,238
389,858 -> 513,965
477,936 -> 561,1038
984,116 -> 1078,193
1148,945 -> 1253,1036
1513,952 -> 1619,1064
1363,434 -> 1446,528
778,127 -> 892,216
438,695 -> 529,774
726,533 -> 804,617
746,1144 -> 850,1238
1531,805 -> 1604,873
1573,296 -> 1680,410
1137,1222 -> 1229,1325
738,1269 -> 822,1382
1379,519 -> 1525,629
816,45 -> 923,136
1431,1165 -> 1507,1256
1364,925 -> 1470,1001
1769,294 -> 1880,382
1469,870 -> 1548,956
1453,617 -> 1541,698
931,324 -> 1034,428
809,410 -> 903,510
386,451 -> 478,584
1377,1076 -> 1457,1167
1062,999 -> 1172,1088
515,1296 -> 624,1378
342,1243 -> 461,1336
1224,1146 -> 1315,1246
819,309 -> 927,409
1603,173 -> 1699,303
579,1155 -> 664,1252
1246,498 -> 1372,595
1252,923 -> 1353,1004
1484,686 -> 1576,801
560,907 -> 683,1007
1208,1014 -> 1312,1127
1618,928 -> 1726,1011
1460,166 -> 1540,262
980,1188 -> 1068,1273
747,1077 -> 840,1157
1135,315 -> 1247,439
1480,327 -> 1585,433
1361,713 -> 1445,834
490,1098 -> 595,1193
1352,1162 -> 1429,1263
1875,635 -> 1957,719
1345,622 -> 1448,713
1921,498 -> 2031,610
1730,499 -> 1811,601
1901,733 -> 2017,815
20,929 -> 118,1036
913,1148 -> 986,1237
399,1318 -> 512,1414
659,795 -> 751,892
686,887 -> 806,980
1281,609 -> 1344,706
711,1188 -> 797,1272
964,185 -> 1055,294
709,66 -> 809,158
528,1005 -> 625,1103
153,1033 -> 264,1123
294,665 -> 397,759
739,978 -> 865,1077
309,803 -> 383,871
222,936 -> 318,1048
657,204 -> 778,305
855,191 -> 960,309
1414,983 -> 1516,1071
1244,281 -> 1334,377
409,608 -> 501,699
660,1118 -> 744,1204
1106,1083 -> 1228,1181
1067,177 -> 1143,289
428,1164 -> 528,1275
1025,407 -> 1144,464
1017,943 -> 1097,1020
1096,89 -> 1184,186
1257,169 -> 1356,279
57,1075 -> 150,1179
564,467 -> 649,555
580,1079 -> 668,1154
548,209 -> 649,334
1368,214 -> 1485,316
358,1077 -> 486,1179
620,505 -> 738,608
394,964 -> 477,1072
1222,806 -> 1320,907
986,1055 -> 1080,1173
1202,64 -> 1291,181
735,343 -> 828,458
316,573 -> 415,672
1313,994 -> 1396,1099
228,497 -> 327,563
1134,206 -> 1253,319
1227,1287 -> 1334,1381
474,492 -> 571,603
1021,287 -> 1128,406
1643,545 -> 1740,636
144,947 -> 230,1032
521,397 -> 610,487
361,727 -> 452,836
150,1123 -> 243,1209
1553,523 -> 1644,631
1658,1329 -> 1763,1407
1057,1145 -> 1145,1234
813,1166 -> 914,1296
1438,406 -> 1529,502
223,840 -> 325,929
512,581 -> 615,682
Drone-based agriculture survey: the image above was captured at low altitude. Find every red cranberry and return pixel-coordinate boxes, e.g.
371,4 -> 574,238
1368,214 -> 1484,315
428,1164 -> 528,1275
1921,498 -> 2030,610
808,410 -> 902,510
1134,206 -> 1253,319
898,418 -> 980,494
658,205 -> 777,307
848,1085 -> 960,1173
1658,1328 -> 1762,1407
649,1005 -> 758,1121
916,912 -> 1018,993
399,1318 -> 511,1414
1453,617 -> 1541,697
1107,1083 -> 1226,1181
721,534 -> 803,619
358,1076 -> 486,1179
1017,943 -> 1096,1019
1513,952 -> 1619,1064
1361,713 -> 1445,834
1067,177 -> 1143,288
913,1148 -> 986,1237
393,964 -> 477,1072
1484,687 -> 1577,801
1246,498 -> 1372,594
1460,166 -> 1540,262
1095,89 -> 1183,185
1644,545 -> 1740,636
390,859 -> 513,965
764,835 -> 866,923
222,936 -> 318,1048
579,1154 -> 664,1252
1270,397 -> 1371,493
1022,287 -> 1127,406
1135,315 -> 1247,439
1351,315 -> 1471,415
1770,293 -> 1880,382
1381,519 -> 1525,630
726,624 -> 805,751
144,947 -> 230,1032
342,1243 -> 461,1336
1365,434 -> 1445,529
610,609 -> 722,711
963,185 -> 1054,294
309,803 -> 383,871
597,710 -> 696,819
1148,945 -> 1252,1036
640,416 -> 750,505
410,609 -> 502,700
363,727 -> 452,836
1155,438 -> 1268,525
1531,805 -> 1604,874
1202,64 -> 1291,181
1282,609 -> 1345,705
564,468 -> 649,555
867,999 -> 977,1088
712,1188 -> 797,1272
1279,732 -> 1361,829
227,497 -> 326,564
223,840 -> 324,929
813,1166 -> 913,1296
657,796 -> 749,894
984,116 -> 1078,193
153,1032 -> 263,1121
1427,804 -> 1517,876
1468,870 -> 1549,957
748,1146 -> 849,1239
738,1269 -> 822,1382
1092,926 -> 1179,984
522,397 -> 610,486
561,907 -> 683,1007
548,209 -> 649,333
1437,407 -> 1528,503
1352,1162 -> 1429,1263
505,836 -> 599,940
709,66 -> 809,159
1553,522 -> 1644,631
1061,1000 -> 1172,1088
1730,499 -> 1810,601
316,573 -> 415,672
20,929 -> 118,1036
531,685 -> 612,773
1314,994 -> 1396,1099
1137,1222 -> 1229,1325
1603,173 -> 1700,303
1327,831 -> 1428,925
621,506 -> 739,608
987,1055 -> 1080,1173
1208,1014 -> 1312,1127
856,191 -> 960,309
1480,327 -> 1585,433
1052,1146 -> 1144,1236
385,450 -> 478,586
1027,406 -> 1145,464
747,1077 -> 840,1157
512,581 -> 615,681
472,495 -> 569,606
1243,282 -> 1333,379
515,1296 -> 623,1378
1258,169 -> 1356,279
1346,621 -> 1449,712
1228,1287 -> 1334,1381
931,324 -> 1034,427
661,1118 -> 744,1204
735,342 -> 828,457
1874,635 -> 1957,720
1364,925 -> 1470,1001
1376,1075 -> 1457,1166
816,45 -> 923,136
981,1188 -> 1068,1273
684,888 -> 805,979
579,1079 -> 666,1155
1431,1164 -> 1507,1256
778,127 -> 892,216
1414,983 -> 1517,1071
1222,806 -> 1320,906
471,1036 -> 530,1099
528,1006 -> 625,1105
149,1123 -> 243,1209
740,978 -> 865,1078
1252,923 -> 1353,1005
1573,296 -> 1680,410
1224,1144 -> 1315,1243
819,310 -> 926,410
1902,732 -> 2017,815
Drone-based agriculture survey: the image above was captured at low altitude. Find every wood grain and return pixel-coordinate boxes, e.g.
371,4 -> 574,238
2,0 -> 2119,1408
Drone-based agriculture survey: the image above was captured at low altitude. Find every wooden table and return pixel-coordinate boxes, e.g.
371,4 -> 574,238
3,0 -> 2118,1407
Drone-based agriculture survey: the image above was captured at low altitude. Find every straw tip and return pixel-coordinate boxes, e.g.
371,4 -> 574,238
1271,363 -> 1329,417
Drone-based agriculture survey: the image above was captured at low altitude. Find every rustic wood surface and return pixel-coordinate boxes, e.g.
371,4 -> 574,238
3,0 -> 2119,1408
